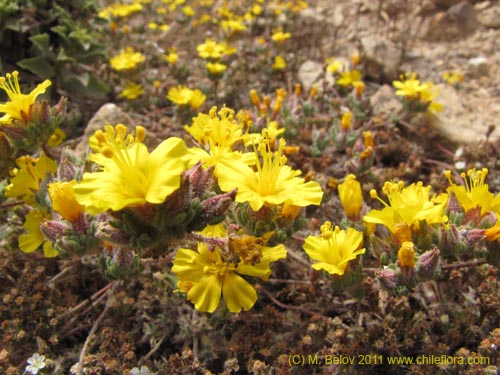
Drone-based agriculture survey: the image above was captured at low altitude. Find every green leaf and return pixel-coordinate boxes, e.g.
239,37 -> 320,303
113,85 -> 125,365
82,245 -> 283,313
61,73 -> 109,98
17,56 -> 54,78
29,33 -> 51,54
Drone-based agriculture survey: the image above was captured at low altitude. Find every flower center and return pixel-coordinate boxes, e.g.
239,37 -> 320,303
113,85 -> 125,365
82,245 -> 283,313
255,131 -> 286,196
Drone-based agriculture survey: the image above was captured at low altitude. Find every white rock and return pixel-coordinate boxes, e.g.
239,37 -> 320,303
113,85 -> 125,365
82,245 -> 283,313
467,56 -> 489,76
360,35 -> 401,81
370,85 -> 403,117
298,60 -> 324,92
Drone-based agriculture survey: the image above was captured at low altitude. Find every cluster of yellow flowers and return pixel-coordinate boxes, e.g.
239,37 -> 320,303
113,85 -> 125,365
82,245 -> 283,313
393,72 -> 443,113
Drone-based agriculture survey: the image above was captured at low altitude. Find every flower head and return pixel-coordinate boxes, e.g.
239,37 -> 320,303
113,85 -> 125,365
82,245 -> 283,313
73,125 -> 187,214
6,153 -> 57,205
336,70 -> 362,87
271,28 -> 291,42
48,180 -> 85,222
197,38 -> 225,59
272,55 -> 287,70
19,210 -> 58,258
172,225 -> 286,312
109,47 -> 145,71
47,128 -> 66,147
184,106 -> 253,170
167,85 -> 206,110
445,168 -> 500,216
393,73 -> 442,112
161,48 -> 179,65
119,82 -> 144,100
217,130 -> 323,211
25,353 -> 47,375
206,62 -> 227,75
338,174 -> 363,221
0,71 -> 51,125
303,222 -> 365,275
363,181 -> 448,238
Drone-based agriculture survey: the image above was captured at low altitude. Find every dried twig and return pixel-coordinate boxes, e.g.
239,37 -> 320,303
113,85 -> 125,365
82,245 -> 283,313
441,259 -> 488,271
57,281 -> 115,321
260,287 -> 319,317
75,302 -> 110,375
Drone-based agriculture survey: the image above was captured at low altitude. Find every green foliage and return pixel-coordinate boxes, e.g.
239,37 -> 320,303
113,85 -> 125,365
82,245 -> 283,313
0,0 -> 109,98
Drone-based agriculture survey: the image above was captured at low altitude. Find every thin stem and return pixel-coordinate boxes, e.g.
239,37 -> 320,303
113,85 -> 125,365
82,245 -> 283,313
441,259 -> 488,271
0,200 -> 24,209
56,281 -> 115,321
75,303 -> 110,375
260,287 -> 318,317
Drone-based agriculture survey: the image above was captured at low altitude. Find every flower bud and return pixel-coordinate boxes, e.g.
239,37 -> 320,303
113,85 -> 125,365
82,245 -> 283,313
40,220 -> 68,242
338,174 -> 363,221
417,246 -> 440,279
398,241 -> 416,268
201,189 -> 237,221
464,228 -> 485,246
376,268 -> 398,289
440,223 -> 461,254
368,234 -> 392,262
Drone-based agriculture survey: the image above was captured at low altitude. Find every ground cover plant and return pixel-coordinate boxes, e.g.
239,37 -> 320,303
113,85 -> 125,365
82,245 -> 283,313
1,0 -> 499,374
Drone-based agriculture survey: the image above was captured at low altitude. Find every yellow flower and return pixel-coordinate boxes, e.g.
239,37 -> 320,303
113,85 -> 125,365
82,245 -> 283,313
182,5 -> 195,16
184,106 -> 253,170
442,71 -> 464,85
109,47 -> 145,71
119,82 -> 144,100
484,217 -> 500,241
188,89 -> 206,110
217,130 -> 323,211
172,226 -> 286,313
161,48 -> 179,64
363,181 -> 448,237
221,18 -> 247,35
48,180 -> 85,222
272,55 -> 287,70
197,38 -> 225,59
336,70 -> 362,87
393,73 -> 442,112
338,174 -> 363,221
393,73 -> 426,99
0,71 -> 51,125
419,83 -> 443,112
271,28 -> 291,42
303,222 -> 365,275
398,241 -> 415,268
47,128 -> 66,147
6,153 -> 57,206
167,85 -> 206,110
341,111 -> 352,131
445,168 -> 500,216
185,106 -> 243,146
73,125 -> 187,214
206,62 -> 227,75
326,57 -> 343,73
19,209 -> 58,258
98,3 -> 142,18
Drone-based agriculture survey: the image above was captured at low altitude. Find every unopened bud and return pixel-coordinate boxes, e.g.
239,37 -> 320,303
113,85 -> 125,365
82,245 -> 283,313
186,161 -> 214,199
440,223 -> 462,254
0,131 -> 12,158
376,268 -> 398,289
417,247 -> 440,279
465,228 -> 485,246
40,220 -> 68,242
368,234 -> 392,262
201,189 -> 237,220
